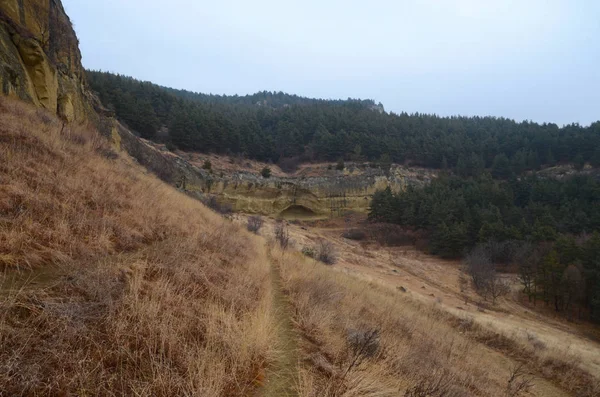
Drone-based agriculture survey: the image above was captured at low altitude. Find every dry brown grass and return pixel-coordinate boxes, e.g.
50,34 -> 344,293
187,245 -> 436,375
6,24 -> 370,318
274,249 -> 496,396
0,98 -> 274,396
272,245 -> 598,397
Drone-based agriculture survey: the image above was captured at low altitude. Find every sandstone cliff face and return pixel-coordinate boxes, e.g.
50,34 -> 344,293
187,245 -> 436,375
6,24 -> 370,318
0,0 -> 92,122
183,164 -> 436,218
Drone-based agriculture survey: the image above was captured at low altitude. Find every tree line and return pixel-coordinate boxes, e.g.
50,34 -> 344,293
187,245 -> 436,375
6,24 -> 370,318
369,174 -> 600,322
87,71 -> 600,170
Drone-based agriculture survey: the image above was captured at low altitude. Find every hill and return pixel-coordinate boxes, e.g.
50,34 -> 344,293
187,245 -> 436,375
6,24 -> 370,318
0,97 -> 274,395
87,70 -> 600,171
4,97 -> 599,396
1,1 -> 600,396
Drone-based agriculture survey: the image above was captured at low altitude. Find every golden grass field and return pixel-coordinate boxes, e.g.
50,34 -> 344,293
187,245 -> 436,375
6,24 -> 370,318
254,216 -> 600,397
1,97 -> 599,396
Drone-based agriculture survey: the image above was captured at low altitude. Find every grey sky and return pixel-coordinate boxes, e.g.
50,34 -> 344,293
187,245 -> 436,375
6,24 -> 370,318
63,0 -> 599,126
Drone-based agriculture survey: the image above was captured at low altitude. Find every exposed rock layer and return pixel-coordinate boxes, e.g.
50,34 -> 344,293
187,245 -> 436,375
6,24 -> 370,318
0,0 -> 92,122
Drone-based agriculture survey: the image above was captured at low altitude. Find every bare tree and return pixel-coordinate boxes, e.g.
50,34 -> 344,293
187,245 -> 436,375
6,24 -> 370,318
30,2 -> 50,48
465,245 -> 510,304
562,264 -> 584,320
515,243 -> 537,302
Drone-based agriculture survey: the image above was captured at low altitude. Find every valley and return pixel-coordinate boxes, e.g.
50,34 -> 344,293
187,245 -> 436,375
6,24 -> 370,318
0,0 -> 599,395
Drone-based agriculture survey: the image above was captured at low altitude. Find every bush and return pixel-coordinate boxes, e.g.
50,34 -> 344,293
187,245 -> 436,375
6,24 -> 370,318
165,141 -> 176,151
316,239 -> 338,265
247,216 -> 264,234
274,221 -> 290,249
342,229 -> 367,241
301,246 -> 316,258
261,167 -> 271,178
336,158 -> 345,171
202,160 -> 212,170
464,245 -> 510,303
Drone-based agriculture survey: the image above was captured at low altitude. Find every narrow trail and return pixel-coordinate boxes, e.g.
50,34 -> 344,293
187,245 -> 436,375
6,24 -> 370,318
262,248 -> 299,397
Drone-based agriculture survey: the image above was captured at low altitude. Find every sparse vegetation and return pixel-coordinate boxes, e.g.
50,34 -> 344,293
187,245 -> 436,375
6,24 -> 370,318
272,242 -> 600,397
261,166 -> 271,178
247,215 -> 264,234
302,239 -> 338,265
342,228 -> 367,241
165,141 -> 176,151
315,239 -> 337,265
505,363 -> 534,397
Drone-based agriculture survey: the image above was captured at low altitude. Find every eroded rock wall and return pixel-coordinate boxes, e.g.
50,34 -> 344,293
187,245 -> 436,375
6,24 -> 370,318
186,166 -> 435,218
0,0 -> 93,122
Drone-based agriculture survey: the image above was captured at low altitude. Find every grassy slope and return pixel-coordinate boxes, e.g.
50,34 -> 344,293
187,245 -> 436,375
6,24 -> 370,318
3,96 -> 598,397
264,218 -> 600,397
0,98 -> 274,395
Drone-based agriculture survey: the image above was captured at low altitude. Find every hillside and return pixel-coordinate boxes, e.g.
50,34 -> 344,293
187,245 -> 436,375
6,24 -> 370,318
87,70 -> 600,171
4,97 -> 600,397
0,97 -> 274,395
1,1 -> 600,396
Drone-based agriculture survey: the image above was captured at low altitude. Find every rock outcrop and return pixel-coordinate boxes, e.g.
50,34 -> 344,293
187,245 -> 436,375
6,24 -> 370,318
0,0 -> 93,122
179,163 -> 436,218
0,1 -> 435,219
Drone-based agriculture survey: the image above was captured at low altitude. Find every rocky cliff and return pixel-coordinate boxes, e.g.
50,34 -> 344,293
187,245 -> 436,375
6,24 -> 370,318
0,0 -> 93,122
205,166 -> 434,218
0,1 -> 435,219
172,159 -> 436,218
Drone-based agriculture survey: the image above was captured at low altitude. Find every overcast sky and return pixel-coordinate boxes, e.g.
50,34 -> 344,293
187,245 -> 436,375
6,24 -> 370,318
63,0 -> 599,126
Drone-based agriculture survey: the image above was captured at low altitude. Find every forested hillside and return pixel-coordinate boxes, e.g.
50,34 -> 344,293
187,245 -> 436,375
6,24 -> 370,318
87,71 -> 600,170
370,174 -> 600,322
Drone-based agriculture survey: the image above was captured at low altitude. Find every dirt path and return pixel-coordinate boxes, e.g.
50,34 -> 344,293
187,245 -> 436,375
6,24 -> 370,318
262,249 -> 299,397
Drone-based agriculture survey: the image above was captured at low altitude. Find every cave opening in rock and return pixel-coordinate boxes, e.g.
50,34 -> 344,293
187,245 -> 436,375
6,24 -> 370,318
279,204 -> 320,220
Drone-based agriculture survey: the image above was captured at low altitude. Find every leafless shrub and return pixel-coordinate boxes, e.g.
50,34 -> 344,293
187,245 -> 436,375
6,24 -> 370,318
274,221 -> 290,250
484,240 -> 521,266
505,363 -> 534,397
342,228 -> 367,241
457,316 -> 474,331
316,239 -> 337,265
96,147 -> 118,160
301,246 -> 316,258
246,216 -> 264,234
31,2 -> 50,48
526,331 -> 547,351
404,370 -> 456,397
341,328 -> 380,380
